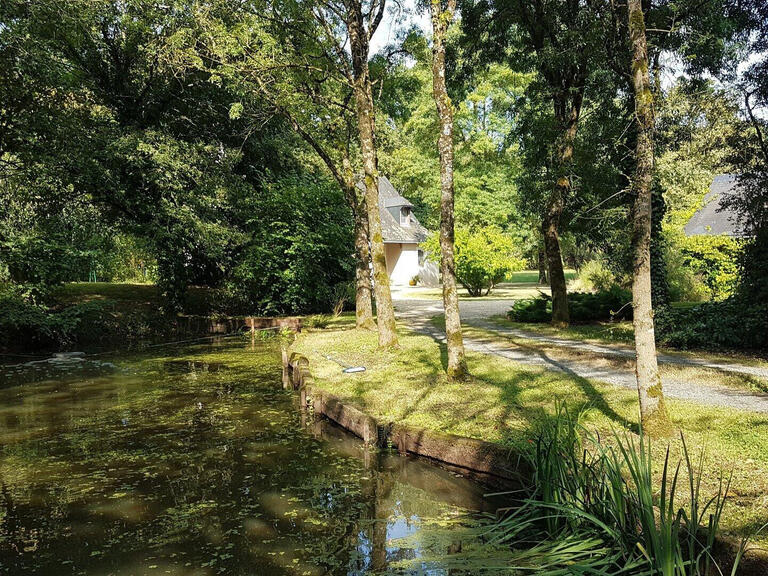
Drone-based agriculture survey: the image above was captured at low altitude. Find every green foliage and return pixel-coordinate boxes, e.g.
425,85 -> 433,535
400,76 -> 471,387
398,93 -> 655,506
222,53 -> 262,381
569,259 -> 619,293
0,0 -> 355,316
216,175 -> 354,316
487,407 -> 746,576
656,80 -> 743,229
507,294 -> 551,323
304,314 -> 333,329
509,286 -> 632,323
378,60 -> 527,233
665,247 -> 709,303
0,284 -> 121,349
655,299 -> 768,351
677,235 -> 741,301
424,227 -> 524,296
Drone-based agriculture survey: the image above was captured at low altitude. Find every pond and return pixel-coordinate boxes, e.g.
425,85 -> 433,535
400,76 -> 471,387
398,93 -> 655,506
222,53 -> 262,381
0,338 -> 506,575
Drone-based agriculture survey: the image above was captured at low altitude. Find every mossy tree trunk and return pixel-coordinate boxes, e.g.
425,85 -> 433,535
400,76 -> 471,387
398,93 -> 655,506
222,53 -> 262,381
342,165 -> 376,331
628,0 -> 672,435
347,0 -> 398,348
430,0 -> 468,379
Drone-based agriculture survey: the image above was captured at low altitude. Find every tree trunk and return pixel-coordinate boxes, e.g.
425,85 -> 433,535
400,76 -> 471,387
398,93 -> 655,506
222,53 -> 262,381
343,175 -> 376,331
280,110 -> 375,331
542,184 -> 569,326
430,0 -> 468,380
537,241 -> 549,285
628,0 -> 672,436
347,3 -> 398,348
544,91 -> 582,327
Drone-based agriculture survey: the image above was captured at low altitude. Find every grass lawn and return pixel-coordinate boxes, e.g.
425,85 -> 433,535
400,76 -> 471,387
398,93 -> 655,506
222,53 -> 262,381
393,270 -> 576,301
509,269 -> 578,284
293,320 -> 768,545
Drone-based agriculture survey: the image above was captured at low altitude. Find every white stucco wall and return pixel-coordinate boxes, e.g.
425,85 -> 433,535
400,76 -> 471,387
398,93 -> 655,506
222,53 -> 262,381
385,243 -> 419,286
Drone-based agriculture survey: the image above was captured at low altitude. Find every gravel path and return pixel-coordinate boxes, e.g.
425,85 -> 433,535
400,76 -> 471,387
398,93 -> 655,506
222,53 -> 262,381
472,321 -> 768,380
392,295 -> 768,413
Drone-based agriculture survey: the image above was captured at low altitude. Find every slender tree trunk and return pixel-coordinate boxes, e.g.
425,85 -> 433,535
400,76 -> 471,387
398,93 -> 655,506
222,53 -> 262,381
348,4 -> 398,348
544,92 -> 582,327
628,0 -> 671,436
430,0 -> 468,379
537,241 -> 549,285
279,109 -> 375,330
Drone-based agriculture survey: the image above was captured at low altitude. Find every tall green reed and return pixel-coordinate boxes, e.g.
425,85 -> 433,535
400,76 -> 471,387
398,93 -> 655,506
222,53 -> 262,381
485,405 -> 749,575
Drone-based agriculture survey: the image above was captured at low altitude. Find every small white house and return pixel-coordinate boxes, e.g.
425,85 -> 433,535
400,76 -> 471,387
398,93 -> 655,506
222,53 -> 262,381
360,176 -> 439,287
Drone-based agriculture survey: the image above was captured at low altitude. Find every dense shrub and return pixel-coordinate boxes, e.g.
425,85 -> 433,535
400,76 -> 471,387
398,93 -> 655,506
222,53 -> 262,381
655,299 -> 768,350
665,245 -> 709,303
0,288 -> 57,348
508,286 -> 632,323
568,259 -> 620,293
678,235 -> 741,300
424,227 -> 524,296
0,286 -> 121,350
508,292 -> 551,322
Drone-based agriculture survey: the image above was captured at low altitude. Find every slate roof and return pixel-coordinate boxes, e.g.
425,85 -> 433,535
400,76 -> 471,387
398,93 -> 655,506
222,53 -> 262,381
684,174 -> 747,237
356,175 -> 429,244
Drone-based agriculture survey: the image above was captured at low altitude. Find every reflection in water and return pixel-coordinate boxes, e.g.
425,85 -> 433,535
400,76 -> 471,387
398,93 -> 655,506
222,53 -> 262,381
0,340 -> 505,575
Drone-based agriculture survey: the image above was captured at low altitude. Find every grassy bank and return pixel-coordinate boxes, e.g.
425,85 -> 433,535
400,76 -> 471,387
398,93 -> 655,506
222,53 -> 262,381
293,320 -> 768,546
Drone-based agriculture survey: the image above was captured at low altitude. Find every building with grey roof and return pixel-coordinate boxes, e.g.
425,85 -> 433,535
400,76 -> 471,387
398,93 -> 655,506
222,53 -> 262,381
357,176 -> 438,286
684,174 -> 747,237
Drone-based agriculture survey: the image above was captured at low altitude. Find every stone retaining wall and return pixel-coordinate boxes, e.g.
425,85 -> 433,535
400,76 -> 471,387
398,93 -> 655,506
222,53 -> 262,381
284,352 -> 529,484
177,315 -> 302,337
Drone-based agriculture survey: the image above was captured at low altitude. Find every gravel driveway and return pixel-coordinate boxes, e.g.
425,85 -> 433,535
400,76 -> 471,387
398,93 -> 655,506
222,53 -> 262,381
392,292 -> 768,413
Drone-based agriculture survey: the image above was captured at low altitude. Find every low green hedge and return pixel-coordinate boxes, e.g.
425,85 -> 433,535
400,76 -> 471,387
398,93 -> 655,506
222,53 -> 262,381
655,299 -> 768,351
508,286 -> 633,323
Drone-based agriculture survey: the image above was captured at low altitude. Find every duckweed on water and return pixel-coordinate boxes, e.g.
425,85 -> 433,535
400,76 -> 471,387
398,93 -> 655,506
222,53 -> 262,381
0,339 -> 501,575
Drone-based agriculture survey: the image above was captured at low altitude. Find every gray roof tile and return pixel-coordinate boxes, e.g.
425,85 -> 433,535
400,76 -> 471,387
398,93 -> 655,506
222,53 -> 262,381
356,175 -> 430,244
684,174 -> 746,237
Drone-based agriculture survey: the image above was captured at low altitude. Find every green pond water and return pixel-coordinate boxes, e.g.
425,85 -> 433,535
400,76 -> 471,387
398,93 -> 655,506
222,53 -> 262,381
0,338 -> 504,575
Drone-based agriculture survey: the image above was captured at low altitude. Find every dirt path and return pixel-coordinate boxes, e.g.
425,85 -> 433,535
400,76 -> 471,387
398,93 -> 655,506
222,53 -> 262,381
393,296 -> 768,413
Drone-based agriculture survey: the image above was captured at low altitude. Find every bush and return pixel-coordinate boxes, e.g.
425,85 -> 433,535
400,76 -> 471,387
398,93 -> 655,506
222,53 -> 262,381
508,293 -> 551,322
423,227 -> 524,296
508,286 -> 632,323
304,314 -> 333,329
568,259 -> 619,293
655,299 -> 768,350
0,285 -> 120,350
0,286 -> 58,348
678,235 -> 741,301
666,246 -> 709,303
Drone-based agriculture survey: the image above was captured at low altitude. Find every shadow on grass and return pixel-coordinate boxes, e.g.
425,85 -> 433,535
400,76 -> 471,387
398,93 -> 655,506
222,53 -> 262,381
417,321 -> 638,436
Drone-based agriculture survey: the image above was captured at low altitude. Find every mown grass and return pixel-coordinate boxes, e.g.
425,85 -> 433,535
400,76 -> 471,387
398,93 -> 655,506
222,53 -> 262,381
293,322 -> 768,547
509,269 -> 578,284
393,269 -> 576,301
